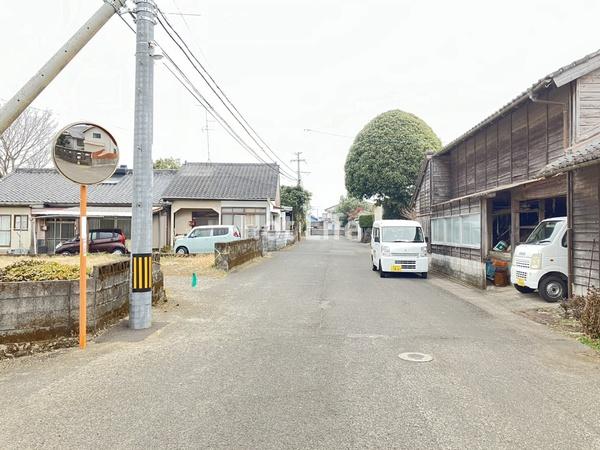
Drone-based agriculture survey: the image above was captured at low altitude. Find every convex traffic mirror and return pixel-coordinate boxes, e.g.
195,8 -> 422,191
52,122 -> 119,185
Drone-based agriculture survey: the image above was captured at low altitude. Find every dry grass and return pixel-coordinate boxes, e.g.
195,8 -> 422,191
0,254 -> 127,270
0,253 -> 221,278
159,254 -> 221,277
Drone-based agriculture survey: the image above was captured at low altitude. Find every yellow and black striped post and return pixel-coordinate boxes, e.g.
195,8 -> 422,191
132,253 -> 153,292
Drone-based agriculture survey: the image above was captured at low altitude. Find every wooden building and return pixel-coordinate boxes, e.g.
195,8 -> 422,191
413,49 -> 600,289
540,139 -> 600,295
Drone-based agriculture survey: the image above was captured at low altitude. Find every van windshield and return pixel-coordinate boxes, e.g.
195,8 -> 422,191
525,220 -> 561,245
382,226 -> 424,243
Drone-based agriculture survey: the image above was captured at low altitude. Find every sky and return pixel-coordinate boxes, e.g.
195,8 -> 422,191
2,0 -> 600,214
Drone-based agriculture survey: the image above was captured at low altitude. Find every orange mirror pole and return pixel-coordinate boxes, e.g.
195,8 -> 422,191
79,184 -> 87,349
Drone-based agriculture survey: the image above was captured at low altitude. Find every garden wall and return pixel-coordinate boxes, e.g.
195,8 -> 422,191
0,258 -> 165,352
215,238 -> 263,271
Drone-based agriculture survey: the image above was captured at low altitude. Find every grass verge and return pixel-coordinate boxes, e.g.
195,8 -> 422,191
578,336 -> 600,352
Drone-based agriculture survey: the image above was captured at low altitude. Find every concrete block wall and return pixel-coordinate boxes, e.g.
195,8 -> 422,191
215,238 -> 263,271
430,253 -> 486,289
0,258 -> 165,346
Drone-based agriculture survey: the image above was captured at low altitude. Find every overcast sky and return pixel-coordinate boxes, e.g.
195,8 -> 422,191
2,0 -> 600,212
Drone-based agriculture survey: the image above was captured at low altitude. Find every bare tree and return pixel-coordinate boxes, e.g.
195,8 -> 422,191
0,106 -> 56,177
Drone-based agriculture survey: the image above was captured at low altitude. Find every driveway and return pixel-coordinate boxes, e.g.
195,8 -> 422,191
1,237 -> 599,449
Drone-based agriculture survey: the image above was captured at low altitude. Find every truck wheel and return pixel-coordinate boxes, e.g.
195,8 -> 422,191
379,261 -> 387,278
372,257 -> 377,271
514,284 -> 534,294
539,275 -> 567,303
421,272 -> 428,279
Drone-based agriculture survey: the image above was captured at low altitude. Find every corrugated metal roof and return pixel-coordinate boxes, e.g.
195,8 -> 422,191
439,48 -> 600,155
162,162 -> 279,200
0,168 -> 176,206
539,138 -> 600,177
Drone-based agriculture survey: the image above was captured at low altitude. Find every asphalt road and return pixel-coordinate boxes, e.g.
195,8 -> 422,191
2,238 -> 600,449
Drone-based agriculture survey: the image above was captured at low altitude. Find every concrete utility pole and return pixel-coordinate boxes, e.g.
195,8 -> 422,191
290,151 -> 307,187
130,0 -> 156,329
203,110 -> 213,162
0,0 -> 125,134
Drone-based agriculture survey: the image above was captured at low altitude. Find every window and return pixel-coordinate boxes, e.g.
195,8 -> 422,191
381,226 -> 424,243
373,227 -> 380,242
525,220 -> 561,245
92,132 -> 101,139
0,215 -> 10,246
431,213 -> 481,248
91,231 -> 115,240
213,228 -> 229,236
190,228 -> 211,238
14,215 -> 28,231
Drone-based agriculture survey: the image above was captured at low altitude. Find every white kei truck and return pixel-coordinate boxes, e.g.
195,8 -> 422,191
510,217 -> 568,302
371,219 -> 429,279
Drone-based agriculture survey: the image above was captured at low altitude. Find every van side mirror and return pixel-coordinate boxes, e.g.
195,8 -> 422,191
425,236 -> 429,243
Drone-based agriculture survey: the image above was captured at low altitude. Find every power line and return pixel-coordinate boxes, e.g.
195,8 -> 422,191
118,12 -> 294,181
304,128 -> 354,139
154,6 -> 298,179
154,9 -> 297,179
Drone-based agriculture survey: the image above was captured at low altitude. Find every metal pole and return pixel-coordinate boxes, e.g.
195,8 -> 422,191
79,185 -> 88,349
130,0 -> 155,329
0,0 -> 125,134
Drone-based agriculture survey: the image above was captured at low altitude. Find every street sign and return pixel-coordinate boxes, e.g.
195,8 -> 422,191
52,122 -> 120,185
52,122 -> 120,349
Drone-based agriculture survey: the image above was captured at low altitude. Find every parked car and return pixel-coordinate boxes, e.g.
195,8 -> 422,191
510,217 -> 568,302
55,228 -> 128,255
371,219 -> 428,278
175,225 -> 241,254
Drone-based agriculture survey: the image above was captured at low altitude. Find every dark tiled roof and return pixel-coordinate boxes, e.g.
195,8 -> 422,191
162,162 -> 279,200
539,140 -> 600,177
0,168 -> 176,206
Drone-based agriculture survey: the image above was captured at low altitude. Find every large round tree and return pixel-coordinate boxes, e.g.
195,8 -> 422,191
344,110 -> 441,218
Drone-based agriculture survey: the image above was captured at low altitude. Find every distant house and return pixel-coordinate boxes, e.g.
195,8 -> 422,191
0,161 -> 285,254
161,162 -> 284,243
322,204 -> 342,232
0,166 -> 175,254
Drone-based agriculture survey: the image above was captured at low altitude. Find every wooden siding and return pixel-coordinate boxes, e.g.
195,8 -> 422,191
576,67 -> 600,141
572,165 -> 600,291
431,155 -> 451,204
444,85 -> 569,198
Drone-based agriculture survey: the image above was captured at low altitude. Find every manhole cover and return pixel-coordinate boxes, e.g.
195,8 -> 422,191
399,352 -> 433,363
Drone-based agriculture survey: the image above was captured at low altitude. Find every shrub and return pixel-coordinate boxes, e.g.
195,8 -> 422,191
560,295 -> 586,320
580,288 -> 600,339
358,214 -> 374,229
0,260 -> 83,282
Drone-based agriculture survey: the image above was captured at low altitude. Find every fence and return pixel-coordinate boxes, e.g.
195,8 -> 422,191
261,230 -> 295,251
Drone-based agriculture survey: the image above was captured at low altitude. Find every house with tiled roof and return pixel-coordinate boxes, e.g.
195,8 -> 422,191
0,166 -> 176,253
161,162 -> 284,245
0,161 -> 284,254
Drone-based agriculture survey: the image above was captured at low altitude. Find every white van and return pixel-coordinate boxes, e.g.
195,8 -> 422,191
510,217 -> 568,302
371,220 -> 428,278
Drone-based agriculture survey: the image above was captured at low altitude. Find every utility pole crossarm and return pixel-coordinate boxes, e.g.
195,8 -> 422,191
0,0 -> 126,134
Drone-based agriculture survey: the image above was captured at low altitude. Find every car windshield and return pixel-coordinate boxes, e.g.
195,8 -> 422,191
381,226 -> 424,243
525,220 -> 562,245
